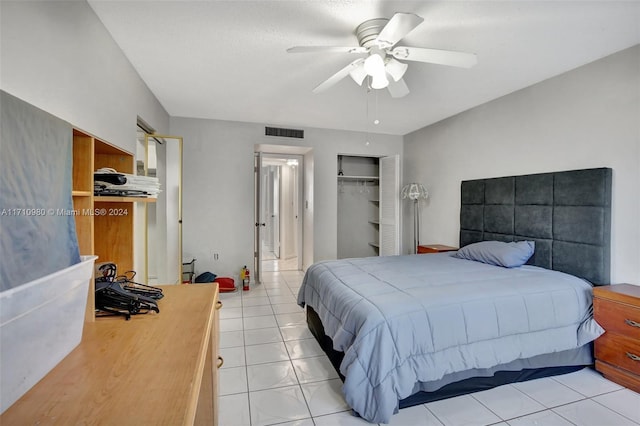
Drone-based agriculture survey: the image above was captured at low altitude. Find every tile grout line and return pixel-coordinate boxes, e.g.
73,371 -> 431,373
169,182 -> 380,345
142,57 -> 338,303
246,275 -> 312,425
241,299 -> 253,426
588,391 -> 640,425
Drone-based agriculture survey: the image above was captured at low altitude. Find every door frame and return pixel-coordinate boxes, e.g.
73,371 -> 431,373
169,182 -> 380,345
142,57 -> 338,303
143,133 -> 183,285
254,148 -> 307,283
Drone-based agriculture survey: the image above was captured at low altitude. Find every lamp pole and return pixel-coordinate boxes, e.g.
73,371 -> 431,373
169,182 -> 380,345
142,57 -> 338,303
413,199 -> 420,254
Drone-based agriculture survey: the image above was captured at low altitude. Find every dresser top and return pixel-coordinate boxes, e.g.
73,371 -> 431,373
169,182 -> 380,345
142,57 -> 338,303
1,284 -> 218,424
594,284 -> 640,305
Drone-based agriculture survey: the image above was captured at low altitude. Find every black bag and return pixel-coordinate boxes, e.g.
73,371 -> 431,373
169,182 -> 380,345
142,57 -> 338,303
195,271 -> 217,283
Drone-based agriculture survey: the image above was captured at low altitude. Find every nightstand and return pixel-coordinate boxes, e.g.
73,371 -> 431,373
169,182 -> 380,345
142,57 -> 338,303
593,284 -> 640,393
417,244 -> 458,254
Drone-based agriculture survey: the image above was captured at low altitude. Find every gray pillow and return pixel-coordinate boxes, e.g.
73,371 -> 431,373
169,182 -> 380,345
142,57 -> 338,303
453,240 -> 535,268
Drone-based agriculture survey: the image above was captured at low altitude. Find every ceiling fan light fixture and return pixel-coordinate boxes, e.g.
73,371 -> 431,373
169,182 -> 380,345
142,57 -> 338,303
364,53 -> 385,77
385,58 -> 408,82
371,73 -> 389,89
289,12 -> 477,97
349,64 -> 368,86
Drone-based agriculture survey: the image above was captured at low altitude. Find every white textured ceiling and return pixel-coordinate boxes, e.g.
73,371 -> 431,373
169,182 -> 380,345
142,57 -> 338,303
88,1 -> 640,136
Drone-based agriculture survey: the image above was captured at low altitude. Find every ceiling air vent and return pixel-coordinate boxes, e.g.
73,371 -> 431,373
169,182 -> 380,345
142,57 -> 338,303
265,127 -> 304,139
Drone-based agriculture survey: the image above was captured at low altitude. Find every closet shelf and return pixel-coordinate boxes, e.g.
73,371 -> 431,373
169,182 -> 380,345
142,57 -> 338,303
72,191 -> 92,197
338,175 -> 379,182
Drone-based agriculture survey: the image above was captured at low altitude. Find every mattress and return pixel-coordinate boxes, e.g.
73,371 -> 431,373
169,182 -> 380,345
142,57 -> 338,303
297,253 -> 603,423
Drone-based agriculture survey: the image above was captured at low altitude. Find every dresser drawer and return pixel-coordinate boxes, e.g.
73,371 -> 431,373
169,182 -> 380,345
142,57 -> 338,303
595,332 -> 640,375
594,297 -> 640,340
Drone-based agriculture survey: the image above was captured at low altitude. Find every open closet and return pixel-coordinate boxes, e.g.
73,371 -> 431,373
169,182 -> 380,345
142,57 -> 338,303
337,154 -> 400,258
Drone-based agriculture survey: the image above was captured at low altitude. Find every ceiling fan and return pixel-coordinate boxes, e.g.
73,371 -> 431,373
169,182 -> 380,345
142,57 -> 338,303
287,12 -> 477,98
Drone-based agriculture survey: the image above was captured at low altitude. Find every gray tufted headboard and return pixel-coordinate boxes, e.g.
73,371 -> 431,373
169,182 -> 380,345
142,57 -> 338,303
459,168 -> 612,285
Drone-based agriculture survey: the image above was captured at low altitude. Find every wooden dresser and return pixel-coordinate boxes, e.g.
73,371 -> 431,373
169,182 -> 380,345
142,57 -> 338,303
593,284 -> 640,393
0,284 -> 221,425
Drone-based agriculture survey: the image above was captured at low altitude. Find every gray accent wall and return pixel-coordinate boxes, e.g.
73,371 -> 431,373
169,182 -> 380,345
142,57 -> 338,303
403,45 -> 640,284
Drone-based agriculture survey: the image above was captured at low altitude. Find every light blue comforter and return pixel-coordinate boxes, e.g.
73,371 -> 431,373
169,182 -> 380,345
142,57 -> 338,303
297,253 -> 602,423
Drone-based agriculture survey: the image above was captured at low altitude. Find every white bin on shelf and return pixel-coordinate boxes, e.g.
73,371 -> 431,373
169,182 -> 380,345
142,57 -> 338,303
0,255 -> 97,413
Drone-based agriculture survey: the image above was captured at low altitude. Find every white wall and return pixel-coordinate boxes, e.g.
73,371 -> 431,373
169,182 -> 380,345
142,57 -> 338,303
403,45 -> 640,284
171,117 -> 403,280
1,1 -> 170,282
0,1 -> 169,152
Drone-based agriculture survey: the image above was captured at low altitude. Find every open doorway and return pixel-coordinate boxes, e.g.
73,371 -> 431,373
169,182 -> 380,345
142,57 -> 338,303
254,144 -> 313,285
260,154 -> 303,273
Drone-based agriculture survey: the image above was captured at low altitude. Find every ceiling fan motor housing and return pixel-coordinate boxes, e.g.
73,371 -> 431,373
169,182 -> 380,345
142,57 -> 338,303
355,18 -> 389,48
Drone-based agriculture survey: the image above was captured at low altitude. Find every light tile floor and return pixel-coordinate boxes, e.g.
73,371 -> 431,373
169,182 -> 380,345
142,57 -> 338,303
218,270 -> 640,426
262,246 -> 299,272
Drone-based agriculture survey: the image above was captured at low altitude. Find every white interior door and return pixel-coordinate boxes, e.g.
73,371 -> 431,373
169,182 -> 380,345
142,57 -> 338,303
254,152 -> 264,284
379,155 -> 400,256
273,167 -> 280,259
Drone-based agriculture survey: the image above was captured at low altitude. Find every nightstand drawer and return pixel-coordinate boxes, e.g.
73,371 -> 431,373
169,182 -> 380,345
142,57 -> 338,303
594,297 -> 640,340
595,333 -> 640,375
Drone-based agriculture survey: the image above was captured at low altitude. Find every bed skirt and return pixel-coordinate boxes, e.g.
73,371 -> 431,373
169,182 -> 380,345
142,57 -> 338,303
306,305 -> 593,410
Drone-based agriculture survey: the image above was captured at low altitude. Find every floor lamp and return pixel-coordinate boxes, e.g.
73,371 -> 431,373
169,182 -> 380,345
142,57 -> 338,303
401,183 -> 429,254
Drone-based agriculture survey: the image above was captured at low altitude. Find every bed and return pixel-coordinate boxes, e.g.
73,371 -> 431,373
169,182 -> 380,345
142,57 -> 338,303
297,167 -> 612,424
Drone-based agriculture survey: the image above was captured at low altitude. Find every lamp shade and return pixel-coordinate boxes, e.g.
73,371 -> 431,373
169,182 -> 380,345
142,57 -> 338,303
401,183 -> 428,201
371,73 -> 389,89
349,64 -> 368,86
385,58 -> 408,82
364,53 -> 385,77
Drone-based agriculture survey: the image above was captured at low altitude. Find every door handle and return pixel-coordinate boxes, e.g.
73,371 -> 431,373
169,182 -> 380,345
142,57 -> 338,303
255,222 -> 266,227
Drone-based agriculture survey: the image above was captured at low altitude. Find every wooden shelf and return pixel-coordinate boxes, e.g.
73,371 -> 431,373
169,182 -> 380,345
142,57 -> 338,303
94,196 -> 156,203
72,129 -> 142,322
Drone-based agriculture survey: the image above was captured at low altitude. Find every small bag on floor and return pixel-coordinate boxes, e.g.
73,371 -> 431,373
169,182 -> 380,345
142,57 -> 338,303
215,277 -> 236,292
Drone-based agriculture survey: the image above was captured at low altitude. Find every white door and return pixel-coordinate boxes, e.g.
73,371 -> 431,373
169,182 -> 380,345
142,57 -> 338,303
379,155 -> 400,256
273,167 -> 280,258
254,152 -> 264,284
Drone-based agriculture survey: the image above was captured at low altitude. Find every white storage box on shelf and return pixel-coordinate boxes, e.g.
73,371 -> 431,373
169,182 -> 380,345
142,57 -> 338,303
0,255 -> 97,413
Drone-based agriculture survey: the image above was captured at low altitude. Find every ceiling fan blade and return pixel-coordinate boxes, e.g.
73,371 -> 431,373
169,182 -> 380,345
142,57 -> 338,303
391,46 -> 477,68
387,77 -> 410,98
287,46 -> 368,54
375,13 -> 424,49
313,58 -> 365,94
